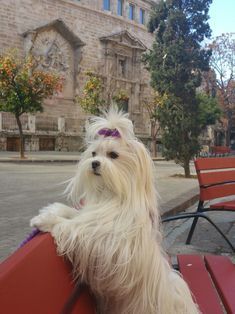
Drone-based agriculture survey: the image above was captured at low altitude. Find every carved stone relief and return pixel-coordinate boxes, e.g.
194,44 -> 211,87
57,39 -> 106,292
22,20 -> 85,99
31,29 -> 73,98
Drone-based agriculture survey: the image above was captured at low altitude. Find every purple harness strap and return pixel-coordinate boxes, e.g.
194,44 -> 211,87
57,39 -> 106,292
18,228 -> 40,249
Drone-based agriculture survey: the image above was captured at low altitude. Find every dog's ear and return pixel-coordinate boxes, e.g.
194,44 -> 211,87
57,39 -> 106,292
85,107 -> 135,144
130,140 -> 159,225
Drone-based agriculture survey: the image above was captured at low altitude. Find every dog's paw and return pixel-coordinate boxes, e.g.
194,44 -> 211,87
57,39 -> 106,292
39,202 -> 77,219
30,212 -> 62,232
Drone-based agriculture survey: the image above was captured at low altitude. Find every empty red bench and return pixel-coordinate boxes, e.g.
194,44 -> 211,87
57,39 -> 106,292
162,157 -> 235,252
211,146 -> 231,155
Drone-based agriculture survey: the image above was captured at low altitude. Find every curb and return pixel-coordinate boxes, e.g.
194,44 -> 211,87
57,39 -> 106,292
161,188 -> 199,218
0,159 -> 79,163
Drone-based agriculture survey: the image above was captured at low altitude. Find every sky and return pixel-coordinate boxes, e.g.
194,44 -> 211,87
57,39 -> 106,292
208,0 -> 235,37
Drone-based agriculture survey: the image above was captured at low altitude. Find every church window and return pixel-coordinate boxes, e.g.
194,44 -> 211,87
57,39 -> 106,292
117,0 -> 123,16
139,8 -> 145,24
118,58 -> 126,77
103,0 -> 110,11
129,3 -> 135,20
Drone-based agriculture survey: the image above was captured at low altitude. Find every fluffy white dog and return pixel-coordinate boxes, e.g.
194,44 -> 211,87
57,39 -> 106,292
31,108 -> 199,314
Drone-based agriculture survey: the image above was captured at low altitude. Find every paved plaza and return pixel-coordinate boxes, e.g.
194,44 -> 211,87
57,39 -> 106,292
0,153 -> 234,262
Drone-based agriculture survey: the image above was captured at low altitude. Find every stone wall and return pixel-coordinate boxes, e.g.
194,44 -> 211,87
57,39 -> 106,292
0,0 -> 156,151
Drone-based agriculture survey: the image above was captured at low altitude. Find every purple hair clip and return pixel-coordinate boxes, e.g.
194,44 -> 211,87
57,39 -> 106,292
98,128 -> 121,138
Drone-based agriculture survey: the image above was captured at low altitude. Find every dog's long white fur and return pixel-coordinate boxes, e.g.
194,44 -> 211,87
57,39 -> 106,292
31,108 -> 199,314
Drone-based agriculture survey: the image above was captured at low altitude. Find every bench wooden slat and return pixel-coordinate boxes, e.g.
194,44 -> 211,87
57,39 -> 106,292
0,233 -> 96,314
198,170 -> 235,186
200,183 -> 235,201
211,146 -> 231,154
177,255 -> 223,314
205,255 -> 235,314
195,157 -> 235,171
210,200 -> 235,210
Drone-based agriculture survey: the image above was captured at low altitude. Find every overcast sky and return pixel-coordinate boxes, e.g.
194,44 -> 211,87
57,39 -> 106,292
208,0 -> 235,37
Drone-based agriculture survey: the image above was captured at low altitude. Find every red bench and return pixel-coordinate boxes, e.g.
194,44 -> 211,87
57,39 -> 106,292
163,157 -> 235,252
177,255 -> 235,314
211,146 -> 231,155
1,233 -> 235,314
0,233 -> 96,314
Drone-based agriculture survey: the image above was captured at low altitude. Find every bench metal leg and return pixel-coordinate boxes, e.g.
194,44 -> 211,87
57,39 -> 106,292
186,216 -> 199,245
200,214 -> 235,252
162,212 -> 235,252
186,201 -> 203,245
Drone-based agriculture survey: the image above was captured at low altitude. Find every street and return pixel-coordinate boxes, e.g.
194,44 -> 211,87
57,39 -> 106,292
0,162 -> 76,260
0,160 -> 192,260
0,160 -> 234,262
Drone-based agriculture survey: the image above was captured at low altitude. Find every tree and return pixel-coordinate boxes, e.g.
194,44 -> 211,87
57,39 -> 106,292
157,93 -> 220,176
0,52 -> 62,158
208,33 -> 235,145
144,0 -> 213,177
77,70 -> 129,115
112,89 -> 129,112
197,93 -> 221,127
143,91 -> 167,157
77,71 -> 106,115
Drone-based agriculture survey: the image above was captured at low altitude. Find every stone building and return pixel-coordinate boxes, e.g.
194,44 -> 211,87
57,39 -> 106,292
0,0 -> 157,152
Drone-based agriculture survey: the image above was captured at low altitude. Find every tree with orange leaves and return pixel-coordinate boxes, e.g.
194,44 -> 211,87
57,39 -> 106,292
0,52 -> 63,158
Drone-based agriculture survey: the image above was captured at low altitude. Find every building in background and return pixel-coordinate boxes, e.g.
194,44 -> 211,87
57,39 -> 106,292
0,0 -> 158,152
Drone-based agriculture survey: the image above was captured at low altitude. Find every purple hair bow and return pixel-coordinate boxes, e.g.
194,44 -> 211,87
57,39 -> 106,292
98,128 -> 121,138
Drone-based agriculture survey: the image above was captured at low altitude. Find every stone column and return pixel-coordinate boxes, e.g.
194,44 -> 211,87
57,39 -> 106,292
58,117 -> 65,133
28,115 -> 36,133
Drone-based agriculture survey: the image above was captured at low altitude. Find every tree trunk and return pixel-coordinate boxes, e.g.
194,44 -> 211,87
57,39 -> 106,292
151,138 -> 157,157
15,114 -> 25,159
226,109 -> 232,147
151,122 -> 157,157
183,161 -> 191,178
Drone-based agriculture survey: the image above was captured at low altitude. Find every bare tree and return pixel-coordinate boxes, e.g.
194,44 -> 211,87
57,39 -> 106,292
208,33 -> 235,145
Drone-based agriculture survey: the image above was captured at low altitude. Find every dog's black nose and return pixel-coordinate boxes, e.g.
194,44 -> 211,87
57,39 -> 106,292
92,160 -> 100,170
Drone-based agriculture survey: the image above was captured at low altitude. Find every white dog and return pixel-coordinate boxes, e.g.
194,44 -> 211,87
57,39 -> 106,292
31,108 -> 199,314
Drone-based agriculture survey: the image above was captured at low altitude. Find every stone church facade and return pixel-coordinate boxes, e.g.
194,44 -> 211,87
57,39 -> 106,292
0,0 -> 157,152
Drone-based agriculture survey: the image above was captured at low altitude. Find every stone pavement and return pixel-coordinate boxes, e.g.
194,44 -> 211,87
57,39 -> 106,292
0,151 -> 234,262
163,205 -> 235,262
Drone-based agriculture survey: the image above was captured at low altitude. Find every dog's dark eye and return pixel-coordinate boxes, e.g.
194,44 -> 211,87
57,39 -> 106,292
108,152 -> 119,159
92,152 -> 96,157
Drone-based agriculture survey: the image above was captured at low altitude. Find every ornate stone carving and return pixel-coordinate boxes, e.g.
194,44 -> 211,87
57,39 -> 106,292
30,29 -> 73,98
100,30 -> 147,117
32,30 -> 70,74
22,20 -> 85,99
